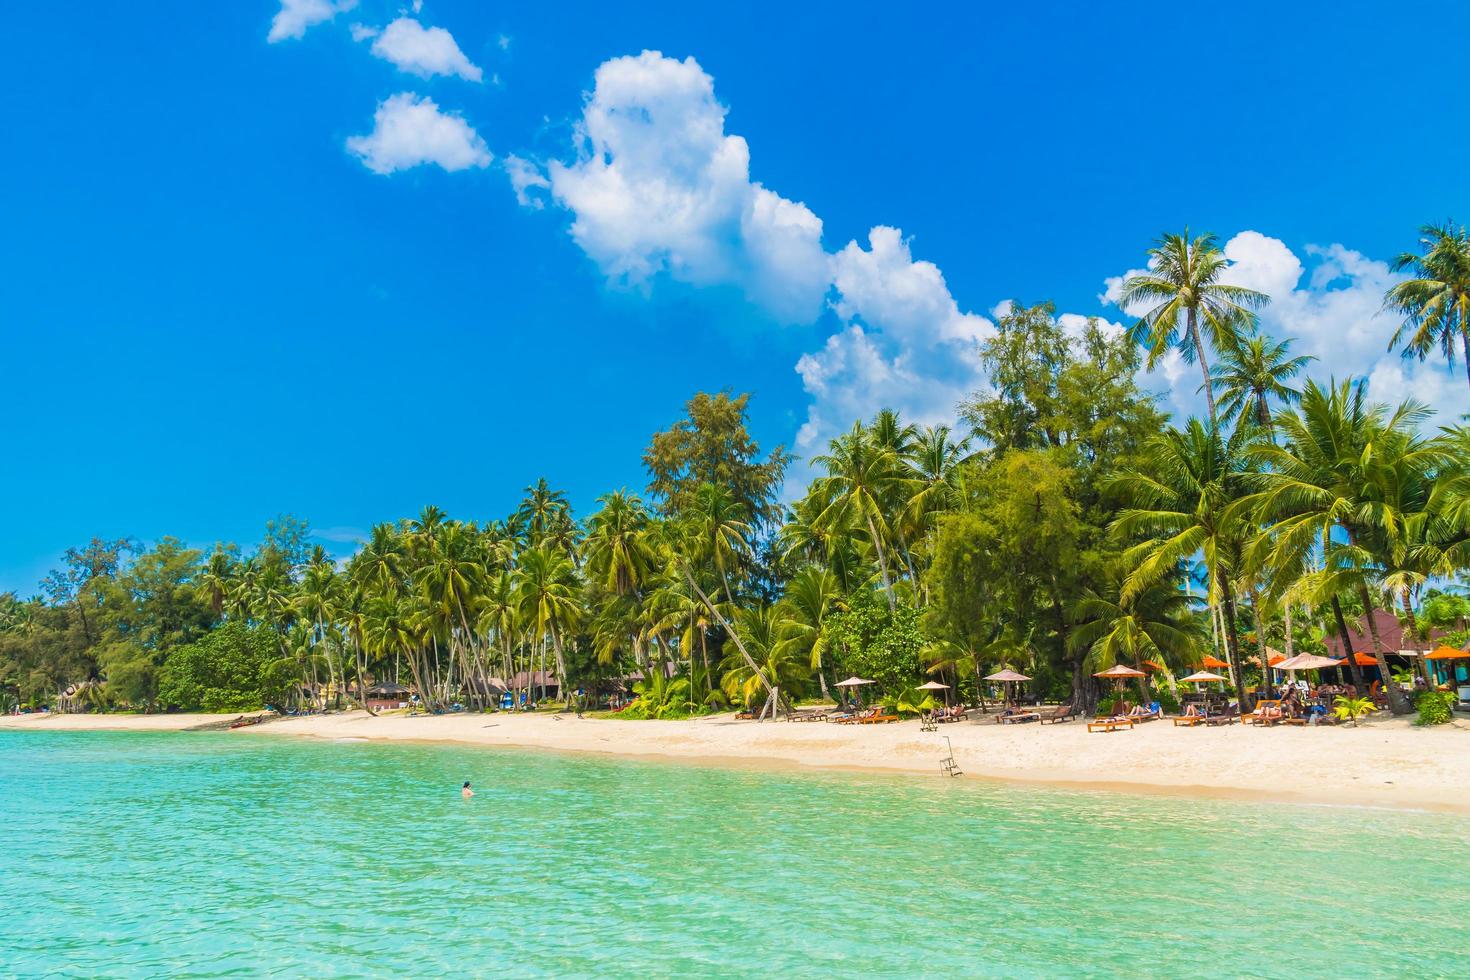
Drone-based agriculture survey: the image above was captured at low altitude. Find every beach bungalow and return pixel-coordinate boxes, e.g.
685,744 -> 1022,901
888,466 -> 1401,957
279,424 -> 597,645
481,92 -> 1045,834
365,682 -> 413,711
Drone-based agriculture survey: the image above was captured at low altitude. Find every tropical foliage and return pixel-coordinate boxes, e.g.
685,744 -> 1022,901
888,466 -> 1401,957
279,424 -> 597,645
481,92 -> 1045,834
6,225 -> 1470,721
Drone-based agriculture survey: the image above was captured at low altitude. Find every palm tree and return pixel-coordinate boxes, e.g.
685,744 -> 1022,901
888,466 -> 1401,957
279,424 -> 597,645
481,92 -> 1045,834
1110,419 -> 1258,706
1245,379 -> 1442,714
720,605 -> 811,713
1385,221 -> 1470,392
1120,230 -> 1270,426
584,491 -> 655,596
1209,331 -> 1314,430
811,422 -> 910,611
776,566 -> 841,697
515,545 -> 580,697
687,483 -> 753,604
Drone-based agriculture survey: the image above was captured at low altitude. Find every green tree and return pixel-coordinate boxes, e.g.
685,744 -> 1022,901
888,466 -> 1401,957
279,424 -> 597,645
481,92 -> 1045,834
1119,230 -> 1270,426
1385,221 -> 1470,392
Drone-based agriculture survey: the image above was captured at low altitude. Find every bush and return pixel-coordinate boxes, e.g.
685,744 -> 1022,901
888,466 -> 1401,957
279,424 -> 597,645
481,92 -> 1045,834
1414,690 -> 1457,726
1096,695 -> 1117,716
1152,687 -> 1181,714
158,622 -> 288,712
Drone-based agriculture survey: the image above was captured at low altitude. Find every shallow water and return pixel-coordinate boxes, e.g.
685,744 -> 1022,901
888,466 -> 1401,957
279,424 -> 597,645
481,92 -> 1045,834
1,730 -> 1465,978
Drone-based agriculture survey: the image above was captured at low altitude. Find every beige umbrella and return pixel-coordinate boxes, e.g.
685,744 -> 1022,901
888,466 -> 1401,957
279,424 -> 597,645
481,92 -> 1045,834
1274,653 -> 1340,671
916,679 -> 951,707
1093,664 -> 1147,708
833,676 -> 874,708
984,668 -> 1031,707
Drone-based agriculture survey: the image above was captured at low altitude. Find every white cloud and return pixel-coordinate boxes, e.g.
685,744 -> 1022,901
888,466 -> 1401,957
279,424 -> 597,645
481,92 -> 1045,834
505,155 -> 550,209
369,16 -> 482,82
791,227 -> 994,451
268,0 -> 357,43
1101,230 -> 1470,423
349,23 -> 378,42
346,93 -> 492,175
543,51 -> 830,324
532,51 -> 1005,456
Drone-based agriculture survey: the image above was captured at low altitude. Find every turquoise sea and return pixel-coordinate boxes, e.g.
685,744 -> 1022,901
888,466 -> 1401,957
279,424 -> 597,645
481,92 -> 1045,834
1,730 -> 1466,978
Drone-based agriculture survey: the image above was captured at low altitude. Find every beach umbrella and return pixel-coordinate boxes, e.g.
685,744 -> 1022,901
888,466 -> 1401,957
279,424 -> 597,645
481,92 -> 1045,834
1200,655 -> 1230,670
984,669 -> 1031,707
916,679 -> 951,707
1273,653 -> 1340,671
1093,664 -> 1146,706
1425,645 -> 1470,687
1178,670 -> 1227,706
1424,646 -> 1469,661
1338,652 -> 1382,668
833,676 -> 875,707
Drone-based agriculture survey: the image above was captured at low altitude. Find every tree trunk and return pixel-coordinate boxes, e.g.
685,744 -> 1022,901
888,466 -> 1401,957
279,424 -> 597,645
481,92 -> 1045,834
1187,307 -> 1218,427
865,513 -> 898,612
1330,596 -> 1366,690
1400,590 -> 1433,689
680,567 -> 774,703
1357,585 -> 1411,715
1219,578 -> 1253,710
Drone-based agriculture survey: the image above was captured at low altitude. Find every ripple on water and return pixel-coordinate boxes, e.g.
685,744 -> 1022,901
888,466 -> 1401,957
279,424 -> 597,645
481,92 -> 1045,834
1,730 -> 1466,978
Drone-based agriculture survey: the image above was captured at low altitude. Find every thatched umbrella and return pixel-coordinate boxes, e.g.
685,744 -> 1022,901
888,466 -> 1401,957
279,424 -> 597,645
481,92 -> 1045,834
984,668 -> 1031,707
1093,664 -> 1146,709
916,679 -> 951,707
833,676 -> 875,707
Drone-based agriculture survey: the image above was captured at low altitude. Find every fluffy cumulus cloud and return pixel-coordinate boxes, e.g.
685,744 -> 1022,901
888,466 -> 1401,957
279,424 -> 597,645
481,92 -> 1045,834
793,228 -> 993,450
1102,230 -> 1470,423
541,51 -> 830,325
527,51 -> 998,453
367,16 -> 483,81
346,93 -> 492,175
504,155 -> 550,209
267,0 -> 357,43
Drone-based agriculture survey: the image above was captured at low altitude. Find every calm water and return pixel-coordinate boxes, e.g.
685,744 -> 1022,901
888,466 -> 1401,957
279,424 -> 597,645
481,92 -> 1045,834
1,731 -> 1466,978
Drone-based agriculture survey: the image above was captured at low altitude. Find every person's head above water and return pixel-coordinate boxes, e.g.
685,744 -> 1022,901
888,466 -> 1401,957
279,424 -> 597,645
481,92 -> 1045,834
463,781 -> 471,788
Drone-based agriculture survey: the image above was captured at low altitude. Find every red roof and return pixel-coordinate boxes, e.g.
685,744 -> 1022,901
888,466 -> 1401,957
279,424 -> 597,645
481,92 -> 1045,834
1321,610 -> 1442,658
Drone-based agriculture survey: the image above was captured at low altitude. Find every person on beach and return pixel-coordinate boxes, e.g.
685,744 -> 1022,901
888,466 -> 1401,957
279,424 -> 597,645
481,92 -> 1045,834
462,781 -> 474,799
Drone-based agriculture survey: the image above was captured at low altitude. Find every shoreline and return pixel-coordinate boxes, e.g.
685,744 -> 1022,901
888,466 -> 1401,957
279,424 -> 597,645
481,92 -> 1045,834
6,709 -> 1469,814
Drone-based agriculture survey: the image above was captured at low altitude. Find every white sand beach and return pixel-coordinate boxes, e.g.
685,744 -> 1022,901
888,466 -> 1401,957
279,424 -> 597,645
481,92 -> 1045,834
7,708 -> 1469,813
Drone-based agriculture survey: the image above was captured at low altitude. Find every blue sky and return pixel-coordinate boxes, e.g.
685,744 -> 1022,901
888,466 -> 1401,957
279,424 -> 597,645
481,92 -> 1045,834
3,0 -> 1469,594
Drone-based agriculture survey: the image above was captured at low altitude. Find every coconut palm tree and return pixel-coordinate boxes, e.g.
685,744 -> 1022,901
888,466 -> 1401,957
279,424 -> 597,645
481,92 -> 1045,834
686,483 -> 753,604
1209,331 -> 1314,430
1109,419 -> 1258,705
1119,230 -> 1270,426
1245,379 -> 1442,714
775,566 -> 841,697
1385,221 -> 1470,392
811,422 -> 911,611
584,491 -> 655,596
719,605 -> 810,713
515,545 -> 581,696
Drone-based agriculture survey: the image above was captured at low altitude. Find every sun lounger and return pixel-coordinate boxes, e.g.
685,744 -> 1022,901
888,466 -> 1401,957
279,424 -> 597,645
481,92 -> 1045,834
1127,704 -> 1161,722
1203,705 -> 1239,726
835,708 -> 878,725
1087,717 -> 1134,733
859,711 -> 900,724
998,710 -> 1041,724
1038,704 -> 1076,724
788,708 -> 832,722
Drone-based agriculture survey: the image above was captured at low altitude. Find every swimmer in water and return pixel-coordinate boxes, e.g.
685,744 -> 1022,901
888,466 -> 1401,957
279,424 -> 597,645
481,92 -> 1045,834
462,781 -> 474,799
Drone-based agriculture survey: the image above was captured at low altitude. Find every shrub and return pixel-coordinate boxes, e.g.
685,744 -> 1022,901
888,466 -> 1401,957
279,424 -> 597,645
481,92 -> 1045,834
1414,690 -> 1456,726
1152,687 -> 1181,714
1096,695 -> 1118,716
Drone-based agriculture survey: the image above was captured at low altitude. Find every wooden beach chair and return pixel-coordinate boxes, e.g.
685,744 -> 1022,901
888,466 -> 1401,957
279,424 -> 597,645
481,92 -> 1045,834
1038,704 -> 1076,724
1087,717 -> 1134,733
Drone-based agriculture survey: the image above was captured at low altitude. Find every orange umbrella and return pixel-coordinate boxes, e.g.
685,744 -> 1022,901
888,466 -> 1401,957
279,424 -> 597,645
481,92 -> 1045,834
1425,646 -> 1469,661
1201,655 -> 1230,670
1338,652 -> 1382,668
1141,660 -> 1166,673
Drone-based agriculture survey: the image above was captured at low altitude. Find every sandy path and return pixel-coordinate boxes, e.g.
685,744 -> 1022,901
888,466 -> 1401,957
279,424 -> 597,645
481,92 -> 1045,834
11,708 -> 1467,813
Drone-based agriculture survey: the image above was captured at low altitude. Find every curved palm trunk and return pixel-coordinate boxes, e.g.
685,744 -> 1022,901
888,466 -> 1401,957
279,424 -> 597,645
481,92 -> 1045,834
1218,578 -> 1252,710
679,567 -> 775,707
1330,596 -> 1367,691
1187,307 -> 1218,427
1357,585 -> 1411,715
865,513 -> 898,612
